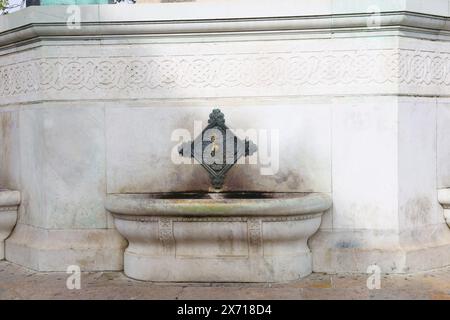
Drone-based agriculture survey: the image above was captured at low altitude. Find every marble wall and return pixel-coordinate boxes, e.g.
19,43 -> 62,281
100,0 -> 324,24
0,2 -> 450,272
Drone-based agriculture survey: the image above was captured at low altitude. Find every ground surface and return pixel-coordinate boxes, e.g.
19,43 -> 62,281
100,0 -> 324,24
0,261 -> 449,300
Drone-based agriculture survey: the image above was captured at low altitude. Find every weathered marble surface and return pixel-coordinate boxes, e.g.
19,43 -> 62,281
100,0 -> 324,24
106,104 -> 332,193
311,96 -> 449,273
5,224 -> 126,271
438,99 -> 450,188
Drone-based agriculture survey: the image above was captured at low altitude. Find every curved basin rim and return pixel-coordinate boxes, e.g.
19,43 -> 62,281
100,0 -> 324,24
105,192 -> 332,217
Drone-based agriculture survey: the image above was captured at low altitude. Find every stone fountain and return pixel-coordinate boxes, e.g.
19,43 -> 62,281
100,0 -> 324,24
2,1 -> 450,279
105,109 -> 332,282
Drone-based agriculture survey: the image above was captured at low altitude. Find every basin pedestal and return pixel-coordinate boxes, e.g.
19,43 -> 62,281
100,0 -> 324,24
106,192 -> 331,282
438,189 -> 450,228
0,190 -> 20,260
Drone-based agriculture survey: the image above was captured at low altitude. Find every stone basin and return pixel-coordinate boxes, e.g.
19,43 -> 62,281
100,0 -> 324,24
438,188 -> 450,228
0,190 -> 20,260
106,192 -> 332,282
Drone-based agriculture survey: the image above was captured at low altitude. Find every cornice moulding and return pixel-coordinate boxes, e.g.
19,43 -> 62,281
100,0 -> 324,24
0,5 -> 449,47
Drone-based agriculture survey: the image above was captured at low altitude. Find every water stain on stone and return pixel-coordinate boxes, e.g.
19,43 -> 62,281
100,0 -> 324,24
1,113 -> 10,134
335,240 -> 360,249
223,166 -> 261,190
272,169 -> 302,190
146,192 -> 286,200
402,197 -> 432,226
0,112 -> 15,187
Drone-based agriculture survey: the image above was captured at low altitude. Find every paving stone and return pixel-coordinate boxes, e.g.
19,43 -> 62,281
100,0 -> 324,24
1,261 -> 450,300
